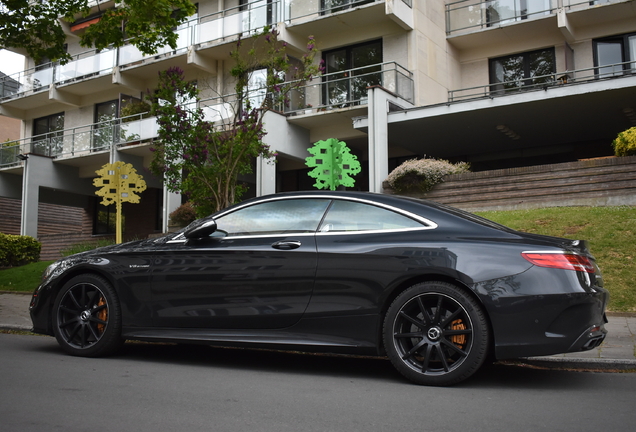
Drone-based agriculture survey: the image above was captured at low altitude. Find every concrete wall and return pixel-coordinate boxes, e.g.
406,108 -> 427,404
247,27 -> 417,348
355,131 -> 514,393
385,155 -> 636,211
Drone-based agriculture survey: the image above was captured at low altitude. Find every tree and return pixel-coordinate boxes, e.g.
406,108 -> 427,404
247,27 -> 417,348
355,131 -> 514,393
0,0 -> 196,64
149,27 -> 323,217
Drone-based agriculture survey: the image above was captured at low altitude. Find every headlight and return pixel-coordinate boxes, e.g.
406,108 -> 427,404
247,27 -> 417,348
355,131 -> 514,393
42,261 -> 63,281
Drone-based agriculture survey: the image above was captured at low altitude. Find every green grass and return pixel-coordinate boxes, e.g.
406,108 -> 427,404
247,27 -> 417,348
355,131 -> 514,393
1,207 -> 634,311
0,260 -> 54,292
476,206 -> 636,313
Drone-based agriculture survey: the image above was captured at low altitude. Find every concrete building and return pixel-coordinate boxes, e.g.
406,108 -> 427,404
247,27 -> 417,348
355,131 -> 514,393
1,0 -> 635,257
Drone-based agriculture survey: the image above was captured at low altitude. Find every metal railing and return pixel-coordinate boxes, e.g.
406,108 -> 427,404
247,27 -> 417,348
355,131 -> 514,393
286,0 -> 376,22
0,1 -> 278,102
1,61 -> 413,167
446,0 -> 629,35
280,62 -> 413,113
0,0 -> 409,102
0,113 -> 157,168
448,60 -> 636,102
446,0 -> 556,34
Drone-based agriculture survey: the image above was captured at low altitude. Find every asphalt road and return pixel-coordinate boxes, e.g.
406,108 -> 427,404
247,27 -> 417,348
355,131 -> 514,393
1,333 -> 635,432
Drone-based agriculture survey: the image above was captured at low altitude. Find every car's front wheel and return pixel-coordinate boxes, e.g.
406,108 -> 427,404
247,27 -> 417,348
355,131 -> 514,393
52,274 -> 123,357
383,281 -> 489,386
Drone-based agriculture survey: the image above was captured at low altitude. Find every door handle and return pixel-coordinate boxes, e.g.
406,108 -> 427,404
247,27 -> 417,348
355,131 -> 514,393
272,240 -> 301,250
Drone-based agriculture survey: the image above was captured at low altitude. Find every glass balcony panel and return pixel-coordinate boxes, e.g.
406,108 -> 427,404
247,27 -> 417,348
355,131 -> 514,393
57,49 -> 115,83
196,17 -> 224,43
61,130 -> 88,156
202,98 -> 236,123
196,1 -> 275,46
446,0 -> 484,33
119,44 -> 145,66
447,0 -> 554,33
116,117 -> 159,144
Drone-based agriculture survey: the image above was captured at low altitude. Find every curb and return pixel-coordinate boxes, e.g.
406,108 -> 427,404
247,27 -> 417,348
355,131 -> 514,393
510,356 -> 636,371
0,324 -> 33,332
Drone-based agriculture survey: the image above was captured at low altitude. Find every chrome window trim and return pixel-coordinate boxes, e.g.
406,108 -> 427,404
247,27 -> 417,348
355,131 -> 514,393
166,195 -> 438,243
316,226 -> 434,236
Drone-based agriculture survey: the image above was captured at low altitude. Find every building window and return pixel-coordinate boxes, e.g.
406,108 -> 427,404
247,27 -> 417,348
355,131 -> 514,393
323,39 -> 383,107
247,68 -> 268,109
94,201 -> 122,235
594,33 -> 636,77
489,48 -> 555,94
32,112 -> 64,156
93,100 -> 119,151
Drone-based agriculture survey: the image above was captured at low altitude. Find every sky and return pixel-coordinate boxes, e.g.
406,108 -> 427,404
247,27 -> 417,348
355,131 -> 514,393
0,49 -> 26,77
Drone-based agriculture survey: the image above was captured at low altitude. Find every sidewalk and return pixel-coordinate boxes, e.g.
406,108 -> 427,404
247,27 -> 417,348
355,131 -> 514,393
1,291 -> 635,370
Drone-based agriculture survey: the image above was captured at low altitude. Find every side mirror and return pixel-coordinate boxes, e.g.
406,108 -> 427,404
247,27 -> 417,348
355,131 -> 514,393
183,219 -> 217,239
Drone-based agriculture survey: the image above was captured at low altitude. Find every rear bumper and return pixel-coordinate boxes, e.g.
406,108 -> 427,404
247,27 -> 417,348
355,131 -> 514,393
476,266 -> 609,360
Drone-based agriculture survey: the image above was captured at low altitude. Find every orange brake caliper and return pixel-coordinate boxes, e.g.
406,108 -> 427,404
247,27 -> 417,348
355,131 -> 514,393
97,297 -> 107,333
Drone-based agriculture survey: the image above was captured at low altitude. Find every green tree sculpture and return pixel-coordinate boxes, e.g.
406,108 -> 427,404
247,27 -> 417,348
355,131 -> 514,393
306,138 -> 361,190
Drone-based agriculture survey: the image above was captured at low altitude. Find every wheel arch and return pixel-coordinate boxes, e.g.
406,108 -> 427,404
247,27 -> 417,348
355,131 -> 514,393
377,273 -> 494,356
43,267 -> 120,334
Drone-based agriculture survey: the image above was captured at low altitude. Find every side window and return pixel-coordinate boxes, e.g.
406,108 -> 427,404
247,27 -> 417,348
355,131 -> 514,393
319,200 -> 424,233
215,199 -> 331,236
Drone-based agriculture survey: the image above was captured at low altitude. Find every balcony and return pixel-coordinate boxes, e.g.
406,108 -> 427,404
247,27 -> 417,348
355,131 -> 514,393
282,62 -> 414,114
0,0 -> 415,116
446,0 -> 556,35
448,60 -> 636,101
1,61 -> 413,168
0,113 -> 158,169
285,0 -> 413,35
447,0 -> 633,37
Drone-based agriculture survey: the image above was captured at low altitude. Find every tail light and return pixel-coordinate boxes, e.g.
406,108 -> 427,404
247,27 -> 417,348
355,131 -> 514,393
522,252 -> 595,273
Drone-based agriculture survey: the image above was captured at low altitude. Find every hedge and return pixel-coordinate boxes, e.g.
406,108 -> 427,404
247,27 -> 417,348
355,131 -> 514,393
0,233 -> 41,267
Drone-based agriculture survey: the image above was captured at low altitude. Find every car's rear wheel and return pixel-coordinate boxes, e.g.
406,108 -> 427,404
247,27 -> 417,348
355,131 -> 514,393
383,281 -> 489,386
52,274 -> 123,357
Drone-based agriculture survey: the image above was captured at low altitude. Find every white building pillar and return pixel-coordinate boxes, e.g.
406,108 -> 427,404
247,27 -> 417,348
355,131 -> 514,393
367,87 -> 390,193
19,154 -> 56,238
20,157 -> 39,238
256,155 -> 277,196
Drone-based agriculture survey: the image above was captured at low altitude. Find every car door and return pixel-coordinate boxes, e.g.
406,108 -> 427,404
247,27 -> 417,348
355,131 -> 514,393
149,198 -> 331,329
310,198 -> 440,318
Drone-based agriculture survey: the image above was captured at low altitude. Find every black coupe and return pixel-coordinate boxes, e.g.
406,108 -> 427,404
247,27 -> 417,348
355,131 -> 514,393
30,191 -> 608,385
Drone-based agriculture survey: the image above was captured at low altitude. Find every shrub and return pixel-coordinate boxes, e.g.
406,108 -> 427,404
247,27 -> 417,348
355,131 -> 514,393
169,202 -> 197,227
120,100 -> 152,122
612,127 -> 636,156
0,233 -> 41,267
385,157 -> 471,193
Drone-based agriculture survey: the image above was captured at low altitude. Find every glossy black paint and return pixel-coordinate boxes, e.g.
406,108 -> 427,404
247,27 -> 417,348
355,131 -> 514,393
30,191 -> 608,361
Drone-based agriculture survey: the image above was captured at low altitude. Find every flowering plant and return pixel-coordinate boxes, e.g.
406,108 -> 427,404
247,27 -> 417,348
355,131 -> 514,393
385,157 -> 470,193
149,28 -> 320,216
613,127 -> 636,157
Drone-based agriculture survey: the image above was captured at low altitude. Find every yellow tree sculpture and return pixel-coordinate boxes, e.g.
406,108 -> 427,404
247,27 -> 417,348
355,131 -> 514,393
93,162 -> 147,244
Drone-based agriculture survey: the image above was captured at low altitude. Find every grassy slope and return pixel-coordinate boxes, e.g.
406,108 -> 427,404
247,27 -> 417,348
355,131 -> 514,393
476,206 -> 635,312
0,261 -> 54,293
1,207 -> 634,311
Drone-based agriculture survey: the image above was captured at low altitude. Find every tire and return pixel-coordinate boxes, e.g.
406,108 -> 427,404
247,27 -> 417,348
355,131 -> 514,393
52,274 -> 124,357
383,281 -> 489,386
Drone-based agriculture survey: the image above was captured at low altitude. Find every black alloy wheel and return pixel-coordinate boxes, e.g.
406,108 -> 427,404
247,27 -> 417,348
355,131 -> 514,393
52,274 -> 123,357
383,281 -> 489,386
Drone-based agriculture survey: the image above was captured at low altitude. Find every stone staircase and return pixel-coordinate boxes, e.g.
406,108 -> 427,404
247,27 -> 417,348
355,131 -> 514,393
385,155 -> 636,212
